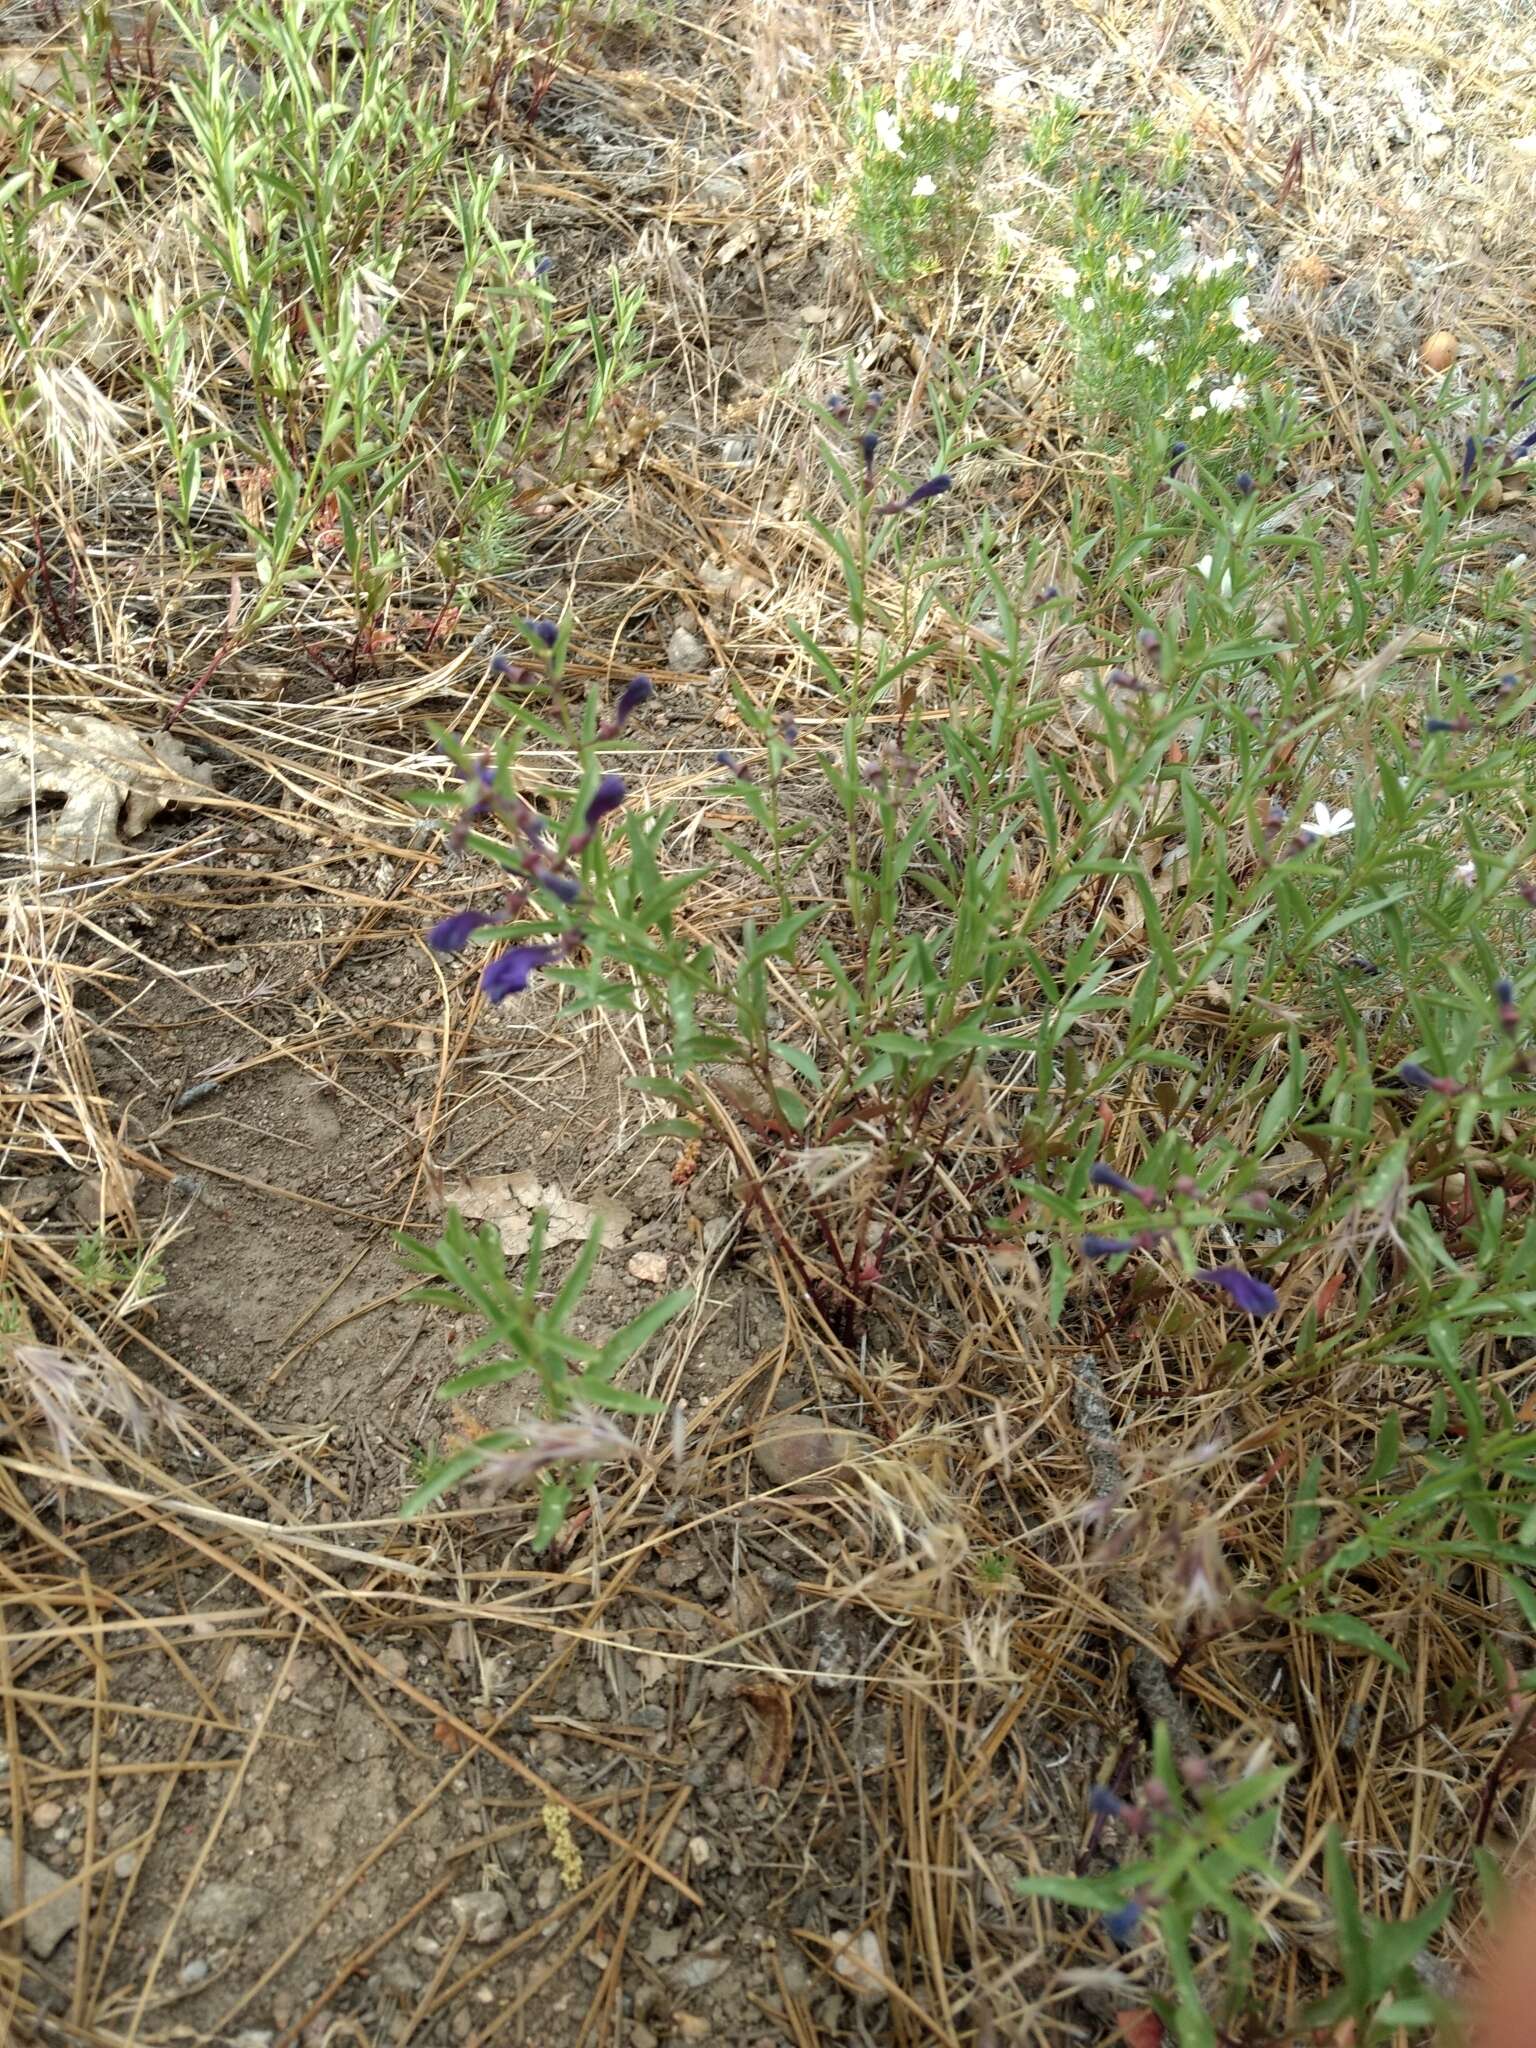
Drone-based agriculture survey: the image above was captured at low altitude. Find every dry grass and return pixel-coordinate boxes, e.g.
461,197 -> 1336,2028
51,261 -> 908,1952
2,0 -> 1535,2041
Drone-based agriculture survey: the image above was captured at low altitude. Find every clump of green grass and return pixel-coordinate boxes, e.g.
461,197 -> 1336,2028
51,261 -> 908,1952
0,0 -> 648,654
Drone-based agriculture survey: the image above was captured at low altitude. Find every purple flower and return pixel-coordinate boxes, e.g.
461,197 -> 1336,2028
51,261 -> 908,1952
826,391 -> 850,421
1082,1235 -> 1136,1260
614,674 -> 652,722
1103,1902 -> 1144,1948
1497,977 -> 1518,1031
1423,716 -> 1472,735
1088,1785 -> 1126,1818
524,617 -> 559,649
583,774 -> 626,829
531,865 -> 581,905
1235,471 -> 1255,497
1194,1267 -> 1279,1316
490,651 -> 537,683
482,943 -> 562,1000
860,431 -> 879,485
427,910 -> 496,953
1399,1060 -> 1462,1096
531,254 -> 553,279
1089,1162 -> 1159,1203
877,473 -> 953,514
599,675 -> 654,740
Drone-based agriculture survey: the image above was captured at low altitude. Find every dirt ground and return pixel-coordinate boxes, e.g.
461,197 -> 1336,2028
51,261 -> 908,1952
5,0 -> 1536,2041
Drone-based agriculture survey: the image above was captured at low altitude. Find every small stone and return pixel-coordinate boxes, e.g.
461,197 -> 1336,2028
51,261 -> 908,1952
114,1853 -> 136,1881
32,1802 -> 63,1828
667,624 -> 707,672
1422,130 -> 1451,164
179,1958 -> 210,1987
668,1953 -> 731,1991
631,2027 -> 659,2048
673,2018 -> 710,2042
827,1927 -> 886,2002
186,1882 -> 266,1944
233,2033 -> 274,2048
751,1413 -> 862,1490
687,1835 -> 712,1867
535,1867 -> 561,1912
626,1251 -> 668,1286
1420,328 -> 1459,371
0,1832 -> 81,1958
450,1890 -> 508,1945
377,1647 -> 409,1680
576,1675 -> 609,1722
451,2013 -> 473,2043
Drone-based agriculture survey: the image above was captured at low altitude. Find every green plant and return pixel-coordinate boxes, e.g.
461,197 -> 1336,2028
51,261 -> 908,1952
403,136 -> 1536,2029
72,1231 -> 166,1313
0,0 -> 645,663
397,1206 -> 689,1547
1018,1727 -> 1290,2047
1052,170 -> 1286,477
842,53 -> 993,284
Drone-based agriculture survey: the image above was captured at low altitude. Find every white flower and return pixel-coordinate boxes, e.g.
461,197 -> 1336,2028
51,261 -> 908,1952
1080,294 -> 1095,311
1105,253 -> 1122,279
1189,403 -> 1208,419
1187,374 -> 1203,391
1147,270 -> 1172,297
1059,265 -> 1079,299
1303,802 -> 1355,840
1453,858 -> 1478,886
1209,375 -> 1250,414
1228,294 -> 1263,343
1196,249 -> 1242,283
1133,338 -> 1161,360
912,174 -> 937,197
1123,253 -> 1144,275
932,100 -> 960,123
874,107 -> 903,153
1153,307 -> 1174,322
1194,555 -> 1234,597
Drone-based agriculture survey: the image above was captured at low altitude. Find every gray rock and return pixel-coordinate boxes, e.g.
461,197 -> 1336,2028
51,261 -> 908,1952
185,1881 -> 266,1944
667,624 -> 707,672
449,1889 -> 508,1945
0,1832 -> 81,1958
179,1957 -> 210,1987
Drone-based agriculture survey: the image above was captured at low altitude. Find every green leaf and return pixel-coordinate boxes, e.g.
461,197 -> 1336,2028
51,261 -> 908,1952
530,1479 -> 572,1551
1300,1612 -> 1408,1675
1323,1826 -> 1370,1998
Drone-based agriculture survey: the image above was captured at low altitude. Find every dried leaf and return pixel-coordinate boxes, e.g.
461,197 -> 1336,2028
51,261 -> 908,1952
1115,2013 -> 1167,2048
431,1718 -> 466,1754
441,1171 -> 631,1260
737,1681 -> 794,1789
0,716 -> 214,867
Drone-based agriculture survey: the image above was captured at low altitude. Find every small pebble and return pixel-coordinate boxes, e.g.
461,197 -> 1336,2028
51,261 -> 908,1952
32,1802 -> 63,1829
827,1927 -> 886,2003
627,1251 -> 669,1286
179,1958 -> 210,1988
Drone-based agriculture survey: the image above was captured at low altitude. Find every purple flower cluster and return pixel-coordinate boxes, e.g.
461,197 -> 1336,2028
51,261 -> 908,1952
824,387 -> 953,519
1083,1158 -> 1280,1316
428,634 -> 655,999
